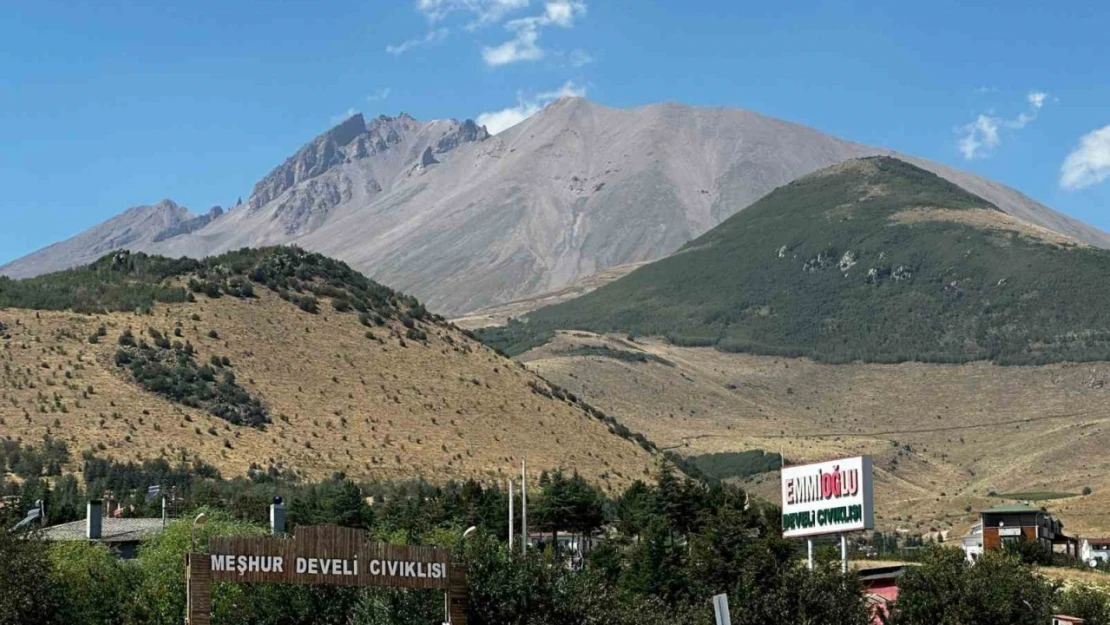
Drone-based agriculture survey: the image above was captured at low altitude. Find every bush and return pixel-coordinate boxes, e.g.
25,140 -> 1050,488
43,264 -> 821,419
1084,486 -> 1093,496
115,337 -> 269,428
298,296 -> 320,314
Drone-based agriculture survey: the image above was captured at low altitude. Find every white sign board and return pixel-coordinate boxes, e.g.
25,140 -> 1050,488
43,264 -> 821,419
781,456 -> 874,539
998,527 -> 1022,537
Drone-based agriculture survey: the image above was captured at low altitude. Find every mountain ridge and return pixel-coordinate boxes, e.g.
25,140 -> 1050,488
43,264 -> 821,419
4,98 -> 1107,317
480,156 -> 1110,365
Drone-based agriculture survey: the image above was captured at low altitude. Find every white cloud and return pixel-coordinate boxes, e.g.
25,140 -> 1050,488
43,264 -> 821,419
386,27 -> 449,55
476,80 -> 586,134
482,1 -> 586,66
1060,125 -> 1110,190
568,48 -> 593,67
482,23 -> 542,65
366,88 -> 392,102
330,108 -> 361,124
417,0 -> 529,26
956,90 -> 1050,159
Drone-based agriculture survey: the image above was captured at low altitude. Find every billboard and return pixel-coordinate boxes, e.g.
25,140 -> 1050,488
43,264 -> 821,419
781,456 -> 874,538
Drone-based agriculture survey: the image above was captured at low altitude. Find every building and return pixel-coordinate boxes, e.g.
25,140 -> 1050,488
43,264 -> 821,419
977,504 -> 1079,559
858,564 -> 908,625
958,521 -> 984,562
1080,538 -> 1110,566
40,500 -> 165,559
1053,616 -> 1084,625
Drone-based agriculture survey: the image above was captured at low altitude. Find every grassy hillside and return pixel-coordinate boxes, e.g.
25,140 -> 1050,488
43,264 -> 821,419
518,330 -> 1110,535
481,157 -> 1110,365
0,248 -> 657,489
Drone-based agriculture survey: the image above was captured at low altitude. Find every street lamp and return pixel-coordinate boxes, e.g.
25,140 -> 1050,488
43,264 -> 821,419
191,512 -> 208,554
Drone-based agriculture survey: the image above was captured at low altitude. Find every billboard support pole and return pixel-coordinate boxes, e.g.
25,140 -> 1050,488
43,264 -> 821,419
840,534 -> 848,574
807,539 -> 814,571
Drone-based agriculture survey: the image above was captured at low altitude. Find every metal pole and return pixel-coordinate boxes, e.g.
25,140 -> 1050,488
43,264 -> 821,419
162,494 -> 167,529
807,538 -> 814,571
840,534 -> 848,573
521,457 -> 528,552
509,478 -> 515,551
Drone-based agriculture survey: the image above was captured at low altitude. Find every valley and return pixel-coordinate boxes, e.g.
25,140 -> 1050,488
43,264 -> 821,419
517,330 -> 1110,536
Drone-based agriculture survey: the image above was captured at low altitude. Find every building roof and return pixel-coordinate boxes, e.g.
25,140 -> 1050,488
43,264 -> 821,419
40,518 -> 165,543
856,565 -> 910,582
1086,538 -> 1110,546
981,504 -> 1044,514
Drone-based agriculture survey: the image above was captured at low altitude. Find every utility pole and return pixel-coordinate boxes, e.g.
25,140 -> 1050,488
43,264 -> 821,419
509,478 -> 515,551
521,457 -> 528,552
162,491 -> 167,529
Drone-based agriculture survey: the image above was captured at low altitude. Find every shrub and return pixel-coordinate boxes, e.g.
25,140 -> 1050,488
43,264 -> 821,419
298,297 -> 320,314
1083,486 -> 1093,496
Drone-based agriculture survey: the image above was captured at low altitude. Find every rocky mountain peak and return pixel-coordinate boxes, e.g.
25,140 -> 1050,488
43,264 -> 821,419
434,118 -> 490,153
247,115 -> 374,210
327,113 -> 367,147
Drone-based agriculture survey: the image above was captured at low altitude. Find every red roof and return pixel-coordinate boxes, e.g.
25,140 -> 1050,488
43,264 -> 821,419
1054,616 -> 1085,624
1086,538 -> 1110,546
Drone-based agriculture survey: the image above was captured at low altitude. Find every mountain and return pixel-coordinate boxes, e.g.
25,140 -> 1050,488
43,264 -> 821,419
0,199 -> 193,279
480,157 -> 1110,365
0,247 -> 657,488
5,99 -> 1109,316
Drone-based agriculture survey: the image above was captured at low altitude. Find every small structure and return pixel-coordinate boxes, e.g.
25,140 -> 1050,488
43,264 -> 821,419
858,564 -> 908,625
978,504 -> 1079,559
958,521 -> 984,562
1080,538 -> 1110,566
40,500 -> 165,559
1052,616 -> 1084,625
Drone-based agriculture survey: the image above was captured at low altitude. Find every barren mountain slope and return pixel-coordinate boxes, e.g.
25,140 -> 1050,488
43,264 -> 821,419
6,99 -> 1108,316
0,200 -> 193,279
0,250 -> 656,490
519,331 -> 1110,535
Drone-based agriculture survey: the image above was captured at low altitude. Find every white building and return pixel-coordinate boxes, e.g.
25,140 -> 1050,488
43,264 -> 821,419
959,521 -> 984,562
1080,538 -> 1110,566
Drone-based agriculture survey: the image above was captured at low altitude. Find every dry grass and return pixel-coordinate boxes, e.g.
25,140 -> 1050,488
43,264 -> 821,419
0,290 -> 655,491
891,207 -> 1085,247
453,262 -> 647,330
520,331 -> 1110,534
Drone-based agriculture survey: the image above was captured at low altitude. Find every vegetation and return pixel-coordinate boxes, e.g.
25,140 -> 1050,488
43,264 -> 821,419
559,344 -> 674,366
685,450 -> 783,481
0,246 -> 431,324
115,329 -> 268,428
3,438 -> 1109,625
479,157 -> 1110,365
995,491 -> 1078,501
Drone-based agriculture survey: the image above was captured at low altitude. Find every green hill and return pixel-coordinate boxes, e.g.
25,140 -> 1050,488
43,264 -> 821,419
479,157 -> 1110,364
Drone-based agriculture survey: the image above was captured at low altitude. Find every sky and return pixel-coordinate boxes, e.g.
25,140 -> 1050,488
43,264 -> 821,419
1,0 -> 1108,266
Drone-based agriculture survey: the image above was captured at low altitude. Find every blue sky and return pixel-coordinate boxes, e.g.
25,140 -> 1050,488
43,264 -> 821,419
2,0 -> 1108,265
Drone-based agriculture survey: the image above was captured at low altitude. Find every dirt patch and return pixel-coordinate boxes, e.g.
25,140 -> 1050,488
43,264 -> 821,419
891,207 -> 1086,247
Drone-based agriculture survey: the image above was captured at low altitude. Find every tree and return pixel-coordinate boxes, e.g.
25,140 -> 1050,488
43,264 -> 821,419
0,530 -> 58,625
887,548 -> 1056,625
1057,584 -> 1110,625
48,542 -> 137,625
